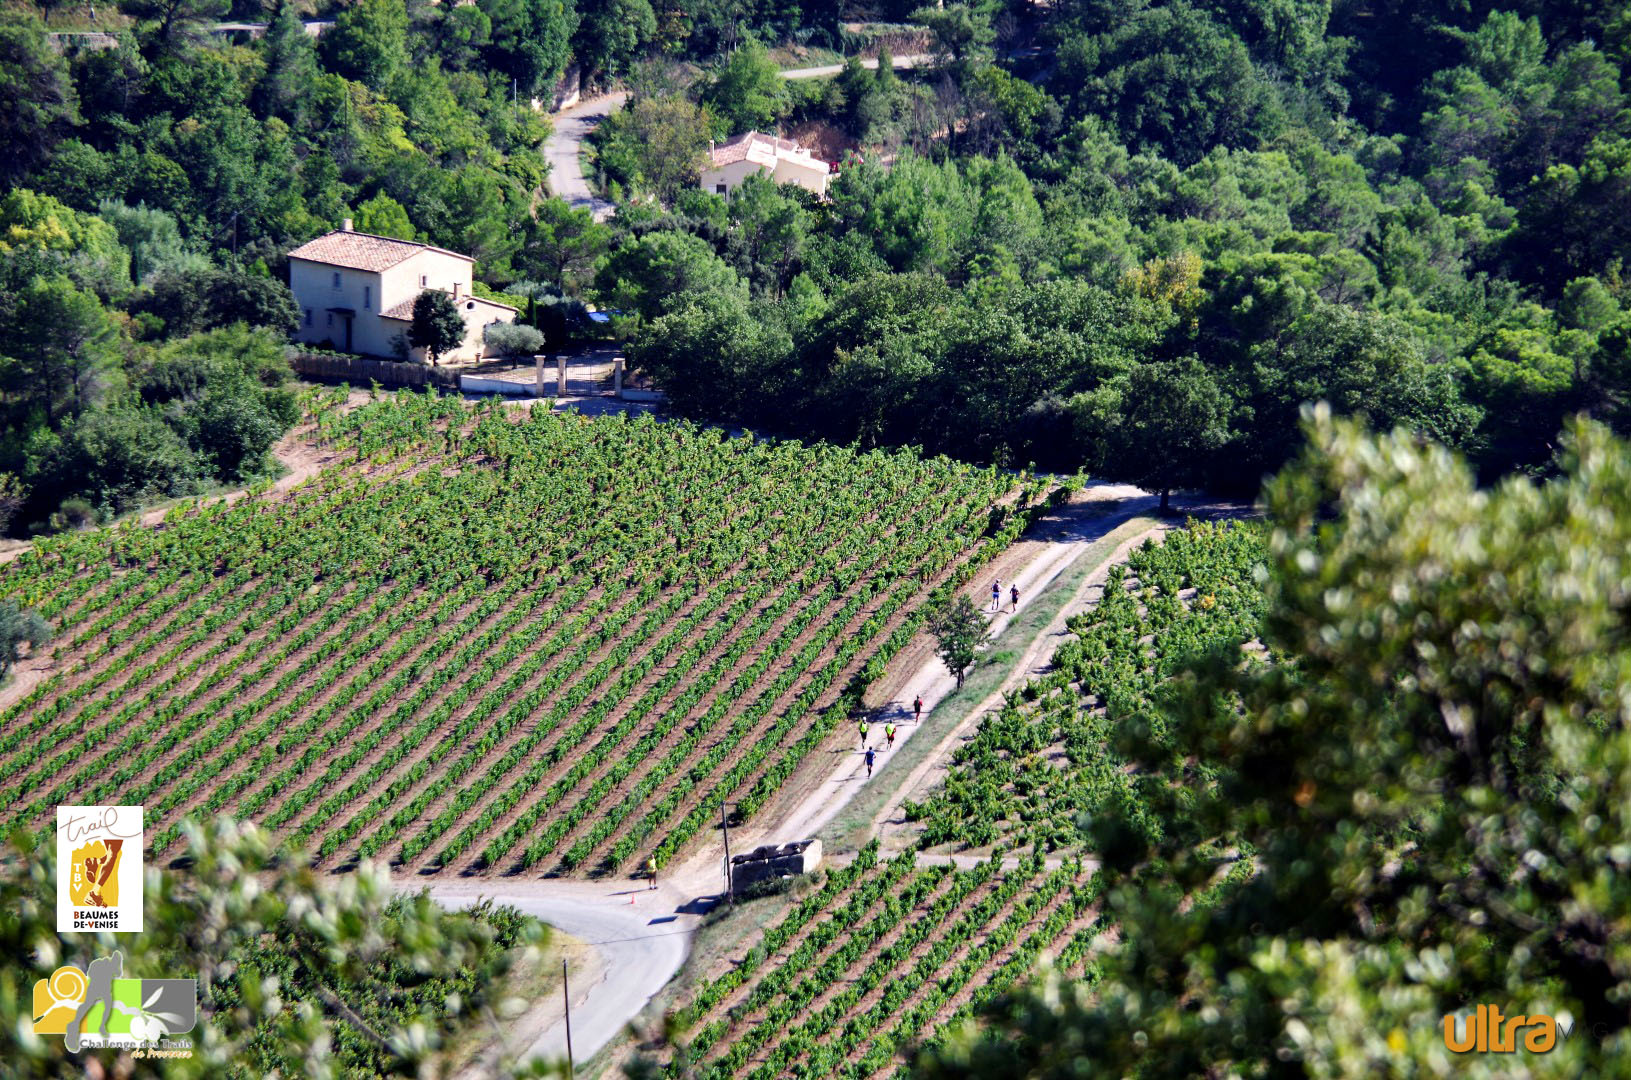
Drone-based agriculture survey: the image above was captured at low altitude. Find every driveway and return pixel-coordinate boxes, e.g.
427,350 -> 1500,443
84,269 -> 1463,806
545,93 -> 629,222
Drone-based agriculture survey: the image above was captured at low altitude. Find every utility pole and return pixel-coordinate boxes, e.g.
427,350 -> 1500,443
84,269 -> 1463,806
563,959 -> 574,1074
721,800 -> 734,906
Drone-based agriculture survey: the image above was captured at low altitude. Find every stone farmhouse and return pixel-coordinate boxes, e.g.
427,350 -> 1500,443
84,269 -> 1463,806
700,132 -> 831,199
287,221 -> 516,363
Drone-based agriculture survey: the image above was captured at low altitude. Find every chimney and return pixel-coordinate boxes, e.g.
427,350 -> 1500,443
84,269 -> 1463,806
341,218 -> 353,232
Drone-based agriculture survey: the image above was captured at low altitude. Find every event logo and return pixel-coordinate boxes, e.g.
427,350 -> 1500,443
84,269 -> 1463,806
56,805 -> 142,932
32,952 -> 197,1055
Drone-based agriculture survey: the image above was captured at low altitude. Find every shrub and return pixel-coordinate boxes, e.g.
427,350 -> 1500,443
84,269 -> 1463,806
483,322 -> 547,356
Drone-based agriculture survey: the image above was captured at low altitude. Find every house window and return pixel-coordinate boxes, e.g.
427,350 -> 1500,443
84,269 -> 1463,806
332,272 -> 341,288
466,301 -> 476,310
327,312 -> 333,327
715,183 -> 727,195
420,274 -> 427,287
363,285 -> 371,309
304,308 -> 312,326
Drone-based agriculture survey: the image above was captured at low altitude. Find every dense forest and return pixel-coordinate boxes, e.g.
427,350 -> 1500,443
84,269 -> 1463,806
595,0 -> 1631,501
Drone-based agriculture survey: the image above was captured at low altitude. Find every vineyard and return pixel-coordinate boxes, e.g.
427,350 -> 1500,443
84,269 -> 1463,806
0,389 -> 1048,876
659,843 -> 1111,1080
903,518 -> 1267,855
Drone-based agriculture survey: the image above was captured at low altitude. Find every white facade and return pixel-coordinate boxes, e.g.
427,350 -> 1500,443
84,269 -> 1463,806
288,224 -> 516,364
700,132 -> 830,199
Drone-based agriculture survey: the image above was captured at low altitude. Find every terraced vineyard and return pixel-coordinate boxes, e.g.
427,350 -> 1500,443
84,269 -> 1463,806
661,843 -> 1109,1080
903,519 -> 1267,855
0,389 -> 1048,876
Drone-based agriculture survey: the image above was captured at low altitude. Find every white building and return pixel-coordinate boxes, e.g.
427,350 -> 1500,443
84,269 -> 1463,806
700,132 -> 831,199
287,221 -> 517,364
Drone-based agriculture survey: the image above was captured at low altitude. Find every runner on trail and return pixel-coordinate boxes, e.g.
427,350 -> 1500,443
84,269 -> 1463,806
1011,583 -> 1020,611
886,722 -> 897,749
913,695 -> 923,722
858,719 -> 870,749
865,747 -> 876,777
646,856 -> 659,890
991,579 -> 1001,611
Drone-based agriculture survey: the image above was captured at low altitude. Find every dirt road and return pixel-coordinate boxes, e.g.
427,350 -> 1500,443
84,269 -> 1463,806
729,489 -> 1157,850
400,483 -> 1197,1074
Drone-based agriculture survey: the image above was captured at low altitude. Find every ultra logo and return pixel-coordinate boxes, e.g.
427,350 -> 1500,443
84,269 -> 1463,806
1443,1005 -> 1572,1053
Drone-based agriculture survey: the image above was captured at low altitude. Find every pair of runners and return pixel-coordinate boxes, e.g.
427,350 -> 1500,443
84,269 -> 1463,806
991,579 -> 1020,612
858,720 -> 900,750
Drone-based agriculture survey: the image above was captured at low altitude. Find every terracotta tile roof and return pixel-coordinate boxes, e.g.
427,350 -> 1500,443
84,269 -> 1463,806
708,131 -> 808,168
287,230 -> 474,273
380,293 -> 519,321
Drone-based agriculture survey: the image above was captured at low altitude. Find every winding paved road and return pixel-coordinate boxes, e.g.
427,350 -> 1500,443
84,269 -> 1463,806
545,94 -> 629,222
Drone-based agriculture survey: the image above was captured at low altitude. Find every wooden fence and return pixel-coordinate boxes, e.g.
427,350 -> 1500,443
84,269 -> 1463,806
289,353 -> 462,390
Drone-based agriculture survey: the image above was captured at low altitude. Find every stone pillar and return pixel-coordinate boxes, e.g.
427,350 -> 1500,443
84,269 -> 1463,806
613,357 -> 625,396
556,355 -> 567,397
534,355 -> 546,398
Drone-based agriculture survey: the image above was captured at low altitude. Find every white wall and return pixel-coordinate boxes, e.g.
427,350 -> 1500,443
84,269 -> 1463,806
700,159 -> 765,197
771,157 -> 829,196
701,155 -> 828,198
384,249 -> 474,311
291,259 -> 396,357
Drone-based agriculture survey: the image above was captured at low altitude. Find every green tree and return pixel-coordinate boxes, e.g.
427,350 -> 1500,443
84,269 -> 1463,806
700,38 -> 786,135
0,817 -> 548,1078
319,0 -> 409,90
253,0 -> 318,124
0,188 -> 131,299
478,0 -> 578,98
914,411 -> 1631,1078
517,198 -> 611,290
927,593 -> 991,689
98,199 -> 205,286
353,192 -> 417,240
0,275 -> 121,425
573,0 -> 657,79
122,0 -> 229,58
0,13 -> 80,185
589,95 -> 712,203
0,601 -> 49,683
1075,355 -> 1231,512
24,404 -> 199,516
911,3 -> 995,70
629,287 -> 793,422
132,266 -> 299,338
409,288 -> 467,364
595,230 -> 745,322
